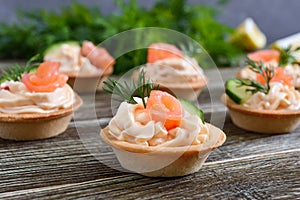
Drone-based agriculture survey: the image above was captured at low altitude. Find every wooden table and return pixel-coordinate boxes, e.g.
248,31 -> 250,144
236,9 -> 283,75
0,67 -> 299,199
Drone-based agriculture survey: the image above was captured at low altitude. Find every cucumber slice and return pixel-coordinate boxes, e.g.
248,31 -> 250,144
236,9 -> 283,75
225,79 -> 253,104
178,98 -> 204,123
43,41 -> 80,56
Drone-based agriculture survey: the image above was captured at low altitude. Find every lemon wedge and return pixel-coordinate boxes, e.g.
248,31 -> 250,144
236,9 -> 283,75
230,18 -> 266,51
271,32 -> 300,49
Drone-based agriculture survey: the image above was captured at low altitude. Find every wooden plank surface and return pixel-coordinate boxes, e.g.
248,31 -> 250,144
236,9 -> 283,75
0,67 -> 299,199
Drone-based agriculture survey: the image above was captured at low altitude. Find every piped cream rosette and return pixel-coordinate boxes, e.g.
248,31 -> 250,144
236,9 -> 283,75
133,56 -> 207,101
132,43 -> 208,101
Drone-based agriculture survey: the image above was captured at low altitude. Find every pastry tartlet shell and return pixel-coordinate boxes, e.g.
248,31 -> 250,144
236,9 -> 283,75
0,93 -> 82,140
100,123 -> 226,177
66,67 -> 113,93
221,94 -> 300,134
132,70 -> 207,101
156,78 -> 208,101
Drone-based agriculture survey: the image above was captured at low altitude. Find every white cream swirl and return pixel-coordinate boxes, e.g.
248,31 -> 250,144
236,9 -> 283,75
141,57 -> 206,84
0,81 -> 75,114
44,44 -> 100,76
244,82 -> 300,110
108,100 -> 209,147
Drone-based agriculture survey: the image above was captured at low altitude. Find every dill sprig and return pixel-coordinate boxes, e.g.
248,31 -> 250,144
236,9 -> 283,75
102,69 -> 159,108
0,54 -> 41,84
278,45 -> 300,66
237,58 -> 275,94
235,79 -> 269,94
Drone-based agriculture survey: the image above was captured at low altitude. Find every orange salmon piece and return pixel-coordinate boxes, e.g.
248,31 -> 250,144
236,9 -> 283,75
147,43 -> 183,64
248,49 -> 280,63
81,40 -> 115,71
146,90 -> 182,130
21,62 -> 68,92
256,67 -> 293,87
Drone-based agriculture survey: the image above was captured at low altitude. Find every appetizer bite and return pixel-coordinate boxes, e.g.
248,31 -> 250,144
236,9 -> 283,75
133,43 -> 207,101
237,47 -> 300,88
0,60 -> 82,140
223,59 -> 300,134
101,72 -> 225,177
44,40 -> 115,92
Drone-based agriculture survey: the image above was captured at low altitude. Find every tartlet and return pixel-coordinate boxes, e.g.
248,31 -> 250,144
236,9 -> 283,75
221,94 -> 300,134
101,123 -> 225,177
101,76 -> 225,177
0,94 -> 82,140
134,43 -> 208,101
224,59 -> 300,134
0,61 -> 82,140
44,40 -> 115,93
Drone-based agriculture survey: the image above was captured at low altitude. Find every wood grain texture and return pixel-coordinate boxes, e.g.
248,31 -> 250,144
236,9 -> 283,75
1,151 -> 299,199
0,66 -> 299,199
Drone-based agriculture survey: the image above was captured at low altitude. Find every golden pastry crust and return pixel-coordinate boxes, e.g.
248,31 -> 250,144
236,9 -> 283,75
65,66 -> 113,78
100,124 -> 226,177
0,93 -> 82,140
221,94 -> 300,133
67,71 -> 111,93
152,80 -> 207,102
157,78 -> 207,91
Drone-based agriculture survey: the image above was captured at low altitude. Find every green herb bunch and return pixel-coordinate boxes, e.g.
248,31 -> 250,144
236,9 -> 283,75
278,45 -> 300,66
102,69 -> 159,108
0,0 -> 242,74
0,54 -> 41,84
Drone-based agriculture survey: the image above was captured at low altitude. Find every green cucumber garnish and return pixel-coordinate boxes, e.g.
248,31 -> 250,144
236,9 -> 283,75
43,41 -> 80,56
225,79 -> 253,104
179,98 -> 204,123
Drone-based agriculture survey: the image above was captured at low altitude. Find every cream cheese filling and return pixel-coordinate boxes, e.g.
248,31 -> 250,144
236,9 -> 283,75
141,57 -> 206,84
244,82 -> 300,110
108,99 -> 209,147
0,81 -> 75,114
44,43 -> 100,76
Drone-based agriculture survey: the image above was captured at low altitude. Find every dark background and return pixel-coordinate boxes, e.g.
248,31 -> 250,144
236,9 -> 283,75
0,0 -> 299,44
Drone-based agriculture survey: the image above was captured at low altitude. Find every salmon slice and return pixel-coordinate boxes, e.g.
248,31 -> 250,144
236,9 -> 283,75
81,40 -> 115,71
146,90 -> 182,130
247,49 -> 280,63
147,43 -> 183,64
256,67 -> 293,87
22,62 -> 68,92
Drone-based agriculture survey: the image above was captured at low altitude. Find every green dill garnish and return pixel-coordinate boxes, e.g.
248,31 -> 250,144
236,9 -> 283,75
278,45 -> 300,66
0,54 -> 41,84
236,58 -> 275,94
102,69 -> 159,108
